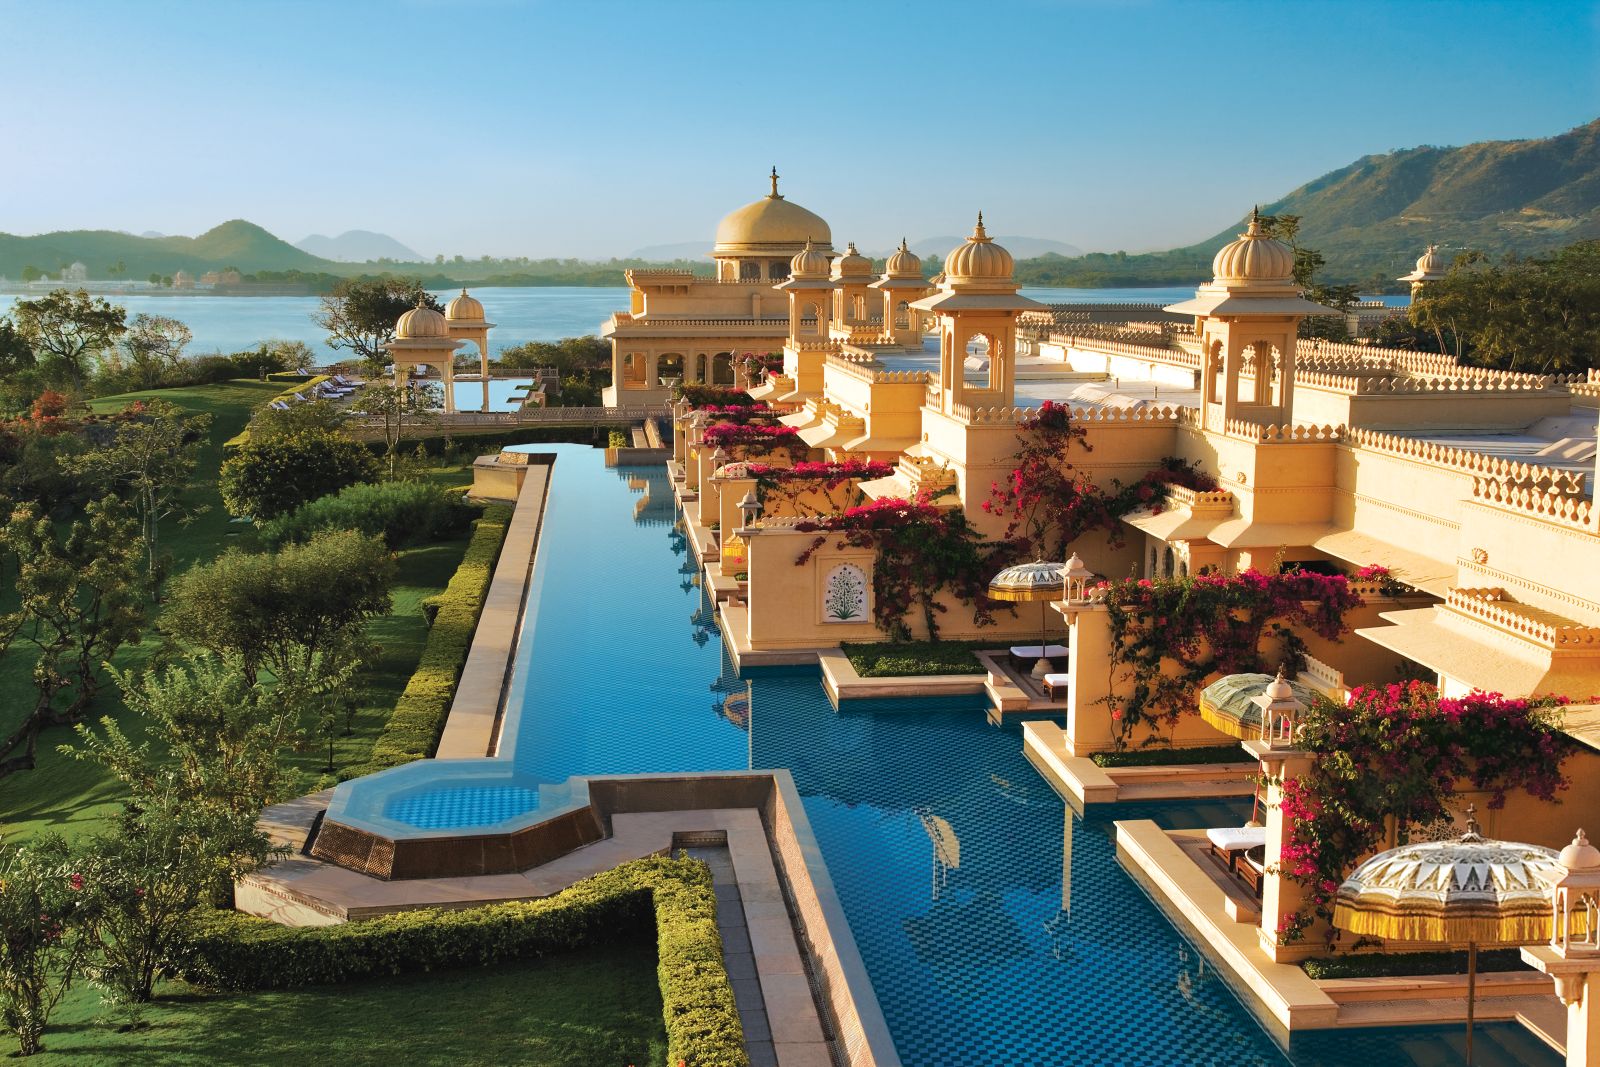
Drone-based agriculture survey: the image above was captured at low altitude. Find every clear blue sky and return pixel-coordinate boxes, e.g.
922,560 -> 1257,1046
3,0 -> 1596,259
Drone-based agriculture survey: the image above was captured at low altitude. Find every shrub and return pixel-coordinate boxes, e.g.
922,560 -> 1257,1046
176,855 -> 747,1067
259,481 -> 474,550
842,639 -> 992,677
1091,745 -> 1246,768
1301,948 -> 1528,980
219,429 -> 378,519
608,429 -> 629,449
352,505 -> 511,774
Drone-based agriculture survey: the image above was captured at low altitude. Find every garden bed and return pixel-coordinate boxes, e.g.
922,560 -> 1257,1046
1302,948 -> 1530,980
1091,744 -> 1246,768
841,639 -> 993,677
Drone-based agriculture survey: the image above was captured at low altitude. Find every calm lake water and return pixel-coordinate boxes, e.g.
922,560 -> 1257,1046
2,285 -> 1407,361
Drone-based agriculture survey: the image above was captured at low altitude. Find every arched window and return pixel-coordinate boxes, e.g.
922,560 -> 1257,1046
895,301 -> 911,329
962,333 -> 993,389
740,261 -> 761,280
769,260 -> 790,281
801,302 -> 820,336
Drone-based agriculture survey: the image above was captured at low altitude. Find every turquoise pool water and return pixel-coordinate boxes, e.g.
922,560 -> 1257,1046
387,444 -> 1558,1065
447,377 -> 533,413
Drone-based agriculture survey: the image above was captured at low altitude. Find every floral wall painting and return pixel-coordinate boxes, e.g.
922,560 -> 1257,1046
823,563 -> 869,622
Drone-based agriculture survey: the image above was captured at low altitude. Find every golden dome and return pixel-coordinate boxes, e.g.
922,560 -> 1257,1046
445,288 -> 484,321
944,213 -> 1014,284
1211,210 -> 1295,284
713,168 -> 832,256
885,238 -> 922,278
790,238 -> 831,280
395,302 -> 449,340
831,241 -> 871,279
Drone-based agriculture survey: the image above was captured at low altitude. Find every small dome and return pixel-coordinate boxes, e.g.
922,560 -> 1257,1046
831,241 -> 871,279
790,238 -> 831,280
445,288 -> 484,321
1212,210 -> 1295,283
1415,245 -> 1447,275
396,302 -> 449,339
1265,669 -> 1295,704
885,238 -> 922,278
713,168 -> 832,256
944,214 -> 1015,284
1560,829 -> 1600,871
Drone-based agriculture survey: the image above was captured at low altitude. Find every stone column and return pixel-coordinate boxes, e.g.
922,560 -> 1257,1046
443,359 -> 456,414
1060,604 -> 1114,756
1246,743 -> 1316,962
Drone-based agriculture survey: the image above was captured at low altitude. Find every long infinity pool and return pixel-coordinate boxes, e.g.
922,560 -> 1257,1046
406,444 -> 1559,1065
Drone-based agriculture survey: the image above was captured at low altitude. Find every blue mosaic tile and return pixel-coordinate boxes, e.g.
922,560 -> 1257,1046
383,785 -> 539,830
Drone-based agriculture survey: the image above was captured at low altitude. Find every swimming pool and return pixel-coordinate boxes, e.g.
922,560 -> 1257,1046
448,378 -> 534,412
363,445 -> 1558,1065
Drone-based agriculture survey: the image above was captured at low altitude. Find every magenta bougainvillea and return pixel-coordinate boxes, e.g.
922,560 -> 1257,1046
700,422 -> 801,454
1277,682 -> 1571,943
983,400 -> 1215,559
1100,569 -> 1364,749
793,498 -> 1001,640
678,384 -> 751,409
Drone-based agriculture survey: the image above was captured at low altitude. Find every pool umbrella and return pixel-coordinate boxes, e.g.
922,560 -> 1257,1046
987,560 -> 1066,679
1198,672 -> 1318,740
1333,809 -> 1562,1065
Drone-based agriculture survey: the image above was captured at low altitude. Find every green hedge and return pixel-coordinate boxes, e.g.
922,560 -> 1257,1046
1091,745 -> 1247,768
842,639 -> 992,677
1301,948 -> 1528,980
348,503 -> 512,775
225,375 -> 332,448
178,855 -> 748,1067
259,480 -> 475,550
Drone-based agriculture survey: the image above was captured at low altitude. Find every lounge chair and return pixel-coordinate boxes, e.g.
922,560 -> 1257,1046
268,400 -> 291,411
1205,826 -> 1267,876
1238,845 -> 1268,900
1011,644 -> 1068,662
1043,673 -> 1071,700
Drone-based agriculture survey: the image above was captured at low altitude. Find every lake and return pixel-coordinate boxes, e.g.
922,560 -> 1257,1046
2,285 -> 1407,361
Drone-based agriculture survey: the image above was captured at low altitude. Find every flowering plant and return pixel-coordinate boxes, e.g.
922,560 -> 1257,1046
793,497 -> 1004,640
983,401 -> 1214,558
700,423 -> 801,455
678,384 -> 751,409
1100,569 -> 1363,750
746,460 -> 893,512
1276,683 -> 1571,943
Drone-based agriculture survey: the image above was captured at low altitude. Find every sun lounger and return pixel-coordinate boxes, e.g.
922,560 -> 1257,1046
1010,644 -> 1068,661
1043,673 -> 1071,699
1239,846 -> 1268,899
1206,826 -> 1268,875
269,400 -> 291,411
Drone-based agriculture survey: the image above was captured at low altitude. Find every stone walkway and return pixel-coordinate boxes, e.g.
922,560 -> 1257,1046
686,845 -> 778,1067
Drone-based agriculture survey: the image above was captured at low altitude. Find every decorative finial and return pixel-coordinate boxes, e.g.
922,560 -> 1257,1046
1247,205 -> 1263,235
460,287 -> 469,296
900,237 -> 908,252
1464,803 -> 1481,838
769,165 -> 781,198
972,212 -> 989,241
415,294 -> 427,308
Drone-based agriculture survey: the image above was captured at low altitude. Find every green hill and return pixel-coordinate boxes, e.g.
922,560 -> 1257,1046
1017,118 -> 1600,290
0,220 -> 333,280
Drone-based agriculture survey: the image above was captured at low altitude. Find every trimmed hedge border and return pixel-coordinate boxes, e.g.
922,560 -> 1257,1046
842,639 -> 992,678
224,375 -> 333,448
346,503 -> 513,777
1090,744 -> 1246,768
1301,948 -> 1528,980
180,855 -> 748,1066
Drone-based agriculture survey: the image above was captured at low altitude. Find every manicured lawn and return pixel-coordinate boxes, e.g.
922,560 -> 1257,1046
0,381 -> 473,842
26,942 -> 668,1066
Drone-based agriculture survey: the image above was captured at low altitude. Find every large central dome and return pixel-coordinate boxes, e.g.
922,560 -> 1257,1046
713,169 -> 832,257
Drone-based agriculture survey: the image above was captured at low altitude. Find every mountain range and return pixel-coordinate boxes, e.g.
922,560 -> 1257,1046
5,119 -> 1595,286
295,230 -> 420,262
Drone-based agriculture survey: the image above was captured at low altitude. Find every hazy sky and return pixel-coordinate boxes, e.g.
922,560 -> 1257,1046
4,0 -> 1597,260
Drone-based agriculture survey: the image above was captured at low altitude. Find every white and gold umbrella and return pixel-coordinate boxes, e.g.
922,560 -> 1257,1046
988,560 -> 1066,679
1334,809 -> 1562,1065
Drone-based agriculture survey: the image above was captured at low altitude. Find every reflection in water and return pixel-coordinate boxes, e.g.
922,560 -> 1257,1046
917,809 -> 962,900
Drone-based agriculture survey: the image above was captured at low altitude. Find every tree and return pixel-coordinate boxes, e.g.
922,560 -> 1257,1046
9,290 -> 126,392
164,529 -> 394,686
313,278 -> 441,370
1257,213 -> 1358,341
346,382 -> 440,476
1411,241 -> 1600,373
0,321 -> 40,415
218,429 -> 379,519
71,399 -> 211,584
0,498 -> 145,777
62,653 -> 338,1003
498,336 -> 610,379
0,836 -> 100,1055
20,266 -> 42,283
117,314 -> 192,389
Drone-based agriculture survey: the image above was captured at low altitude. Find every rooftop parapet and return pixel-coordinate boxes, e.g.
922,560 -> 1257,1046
1472,477 -> 1596,532
1348,426 -> 1586,489
1447,587 -> 1600,649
